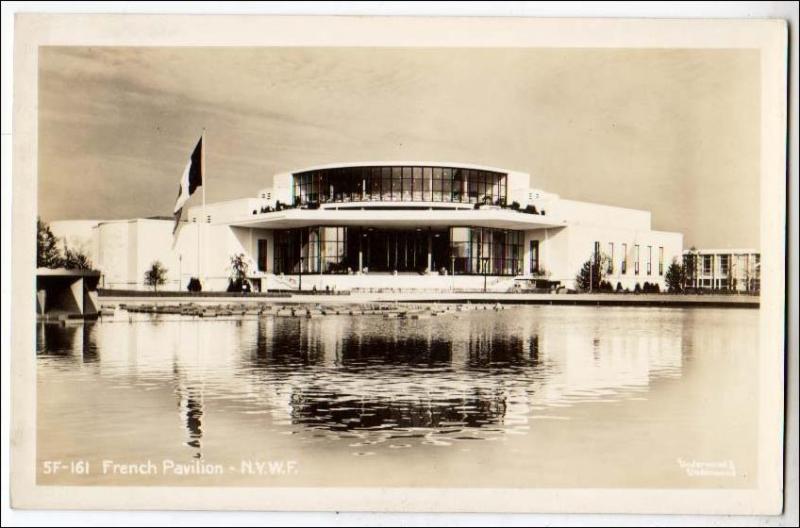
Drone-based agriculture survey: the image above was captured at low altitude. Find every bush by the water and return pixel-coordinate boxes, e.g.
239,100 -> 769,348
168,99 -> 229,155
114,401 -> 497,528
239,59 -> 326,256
187,277 -> 202,292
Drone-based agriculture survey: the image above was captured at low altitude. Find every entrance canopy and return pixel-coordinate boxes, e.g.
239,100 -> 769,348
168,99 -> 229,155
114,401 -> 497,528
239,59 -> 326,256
228,207 -> 565,230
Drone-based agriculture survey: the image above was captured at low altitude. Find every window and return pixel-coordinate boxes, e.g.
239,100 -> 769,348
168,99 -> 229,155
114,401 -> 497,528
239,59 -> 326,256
257,239 -> 268,272
720,254 -> 730,275
291,166 -> 507,206
634,245 -> 640,275
530,240 -> 540,274
621,243 -> 627,274
702,255 -> 713,275
412,167 -> 423,201
274,226 -> 347,274
658,246 -> 664,275
401,167 -> 412,201
391,167 -> 402,201
450,227 -> 523,276
432,168 -> 443,201
646,245 -> 652,275
423,167 -> 432,201
608,242 -> 614,274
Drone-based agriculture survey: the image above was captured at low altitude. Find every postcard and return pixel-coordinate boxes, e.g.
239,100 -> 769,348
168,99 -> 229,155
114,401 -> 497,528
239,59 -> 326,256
10,14 -> 788,514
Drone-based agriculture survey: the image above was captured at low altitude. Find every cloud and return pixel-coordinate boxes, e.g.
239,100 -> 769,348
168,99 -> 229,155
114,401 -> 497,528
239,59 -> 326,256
38,47 -> 760,248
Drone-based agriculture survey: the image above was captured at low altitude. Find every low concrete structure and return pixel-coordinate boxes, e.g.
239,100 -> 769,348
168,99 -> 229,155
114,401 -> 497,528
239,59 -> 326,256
36,268 -> 101,319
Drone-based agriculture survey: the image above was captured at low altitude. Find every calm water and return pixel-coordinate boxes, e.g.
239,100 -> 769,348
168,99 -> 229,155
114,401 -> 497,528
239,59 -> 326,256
37,305 -> 758,488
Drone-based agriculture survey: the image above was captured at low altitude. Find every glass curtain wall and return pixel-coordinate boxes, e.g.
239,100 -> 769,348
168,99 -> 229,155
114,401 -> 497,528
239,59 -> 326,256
275,225 -> 524,276
293,166 -> 507,206
450,227 -> 523,275
274,226 -> 347,274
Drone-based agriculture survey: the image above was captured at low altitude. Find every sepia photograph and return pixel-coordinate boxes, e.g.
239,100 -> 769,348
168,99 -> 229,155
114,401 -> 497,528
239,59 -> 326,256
7,10 -> 793,518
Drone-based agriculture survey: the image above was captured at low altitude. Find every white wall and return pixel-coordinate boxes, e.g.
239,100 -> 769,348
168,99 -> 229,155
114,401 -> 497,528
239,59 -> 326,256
506,171 -> 531,205
187,197 -> 263,224
555,199 -> 651,231
521,224 -> 682,290
270,172 -> 294,206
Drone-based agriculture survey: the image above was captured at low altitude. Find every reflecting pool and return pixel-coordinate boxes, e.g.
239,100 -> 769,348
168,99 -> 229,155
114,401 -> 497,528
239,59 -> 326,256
37,305 -> 758,488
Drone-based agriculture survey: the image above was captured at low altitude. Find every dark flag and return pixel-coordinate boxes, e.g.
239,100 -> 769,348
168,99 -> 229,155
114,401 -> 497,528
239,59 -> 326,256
173,135 -> 204,234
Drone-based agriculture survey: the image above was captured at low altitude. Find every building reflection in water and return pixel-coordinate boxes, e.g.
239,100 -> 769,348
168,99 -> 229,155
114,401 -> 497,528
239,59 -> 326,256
37,321 -> 99,363
36,307 -> 689,451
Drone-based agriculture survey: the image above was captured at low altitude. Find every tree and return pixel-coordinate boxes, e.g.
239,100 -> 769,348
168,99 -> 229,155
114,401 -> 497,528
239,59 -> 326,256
144,261 -> 168,292
227,253 -> 251,292
63,245 -> 93,270
575,253 -> 609,292
37,218 -> 62,268
665,259 -> 686,293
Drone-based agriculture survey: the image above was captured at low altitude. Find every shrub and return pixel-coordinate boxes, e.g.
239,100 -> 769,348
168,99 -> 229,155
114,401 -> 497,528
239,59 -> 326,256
615,282 -> 623,293
510,201 -> 521,210
227,278 -> 251,292
187,277 -> 202,292
634,283 -> 642,294
599,280 -> 614,292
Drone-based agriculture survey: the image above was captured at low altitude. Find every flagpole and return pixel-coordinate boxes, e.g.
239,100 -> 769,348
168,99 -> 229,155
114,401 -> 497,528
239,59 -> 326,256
201,128 -> 207,287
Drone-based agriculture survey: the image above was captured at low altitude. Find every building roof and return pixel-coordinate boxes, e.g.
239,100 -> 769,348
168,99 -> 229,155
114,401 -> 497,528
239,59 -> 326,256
682,248 -> 759,255
37,267 -> 101,277
284,160 -> 525,175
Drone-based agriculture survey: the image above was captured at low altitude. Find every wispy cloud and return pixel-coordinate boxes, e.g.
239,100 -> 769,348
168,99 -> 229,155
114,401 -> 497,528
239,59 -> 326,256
38,47 -> 760,248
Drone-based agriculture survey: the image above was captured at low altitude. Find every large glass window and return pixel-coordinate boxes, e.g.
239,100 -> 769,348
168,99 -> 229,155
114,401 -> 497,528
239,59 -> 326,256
608,242 -> 614,274
257,239 -> 268,272
621,243 -> 627,274
432,168 -> 443,201
634,245 -> 640,275
412,167 -> 423,201
720,254 -> 730,275
274,226 -> 347,275
423,167 -> 432,201
702,255 -> 713,274
293,165 -> 507,206
449,227 -> 523,276
381,167 -> 392,201
530,240 -> 540,274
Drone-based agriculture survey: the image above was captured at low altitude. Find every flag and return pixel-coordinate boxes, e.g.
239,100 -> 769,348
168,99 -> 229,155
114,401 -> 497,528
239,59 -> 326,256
173,135 -> 204,234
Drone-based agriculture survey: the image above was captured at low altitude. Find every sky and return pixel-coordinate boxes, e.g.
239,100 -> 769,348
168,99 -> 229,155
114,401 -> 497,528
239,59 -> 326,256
38,46 -> 760,248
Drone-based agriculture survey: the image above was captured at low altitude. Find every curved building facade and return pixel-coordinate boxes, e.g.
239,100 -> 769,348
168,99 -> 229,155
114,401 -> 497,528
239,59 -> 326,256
292,164 -> 508,207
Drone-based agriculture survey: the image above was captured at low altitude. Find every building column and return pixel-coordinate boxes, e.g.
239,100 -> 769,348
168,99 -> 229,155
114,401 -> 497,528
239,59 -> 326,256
358,228 -> 363,272
427,229 -> 432,272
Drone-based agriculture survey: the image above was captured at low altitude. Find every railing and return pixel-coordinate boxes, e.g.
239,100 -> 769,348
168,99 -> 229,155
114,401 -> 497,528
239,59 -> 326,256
250,201 -> 547,216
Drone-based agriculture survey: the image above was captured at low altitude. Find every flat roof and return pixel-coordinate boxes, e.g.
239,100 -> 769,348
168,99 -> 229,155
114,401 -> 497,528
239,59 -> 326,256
683,248 -> 759,254
285,161 -> 525,175
37,268 -> 101,277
